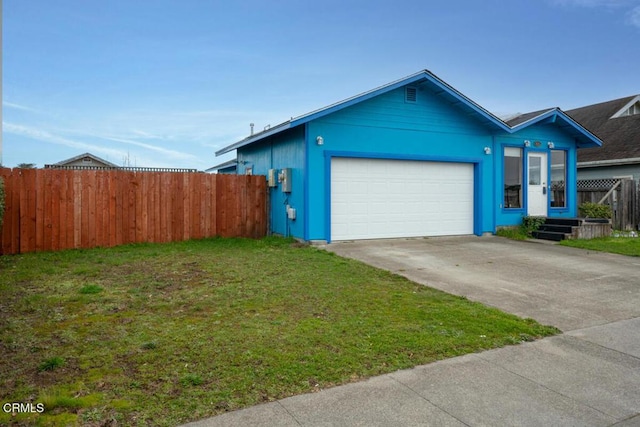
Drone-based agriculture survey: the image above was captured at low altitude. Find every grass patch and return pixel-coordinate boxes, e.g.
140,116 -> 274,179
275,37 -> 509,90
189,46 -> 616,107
79,284 -> 103,294
0,237 -> 558,426
496,226 -> 528,240
560,236 -> 640,256
38,357 -> 65,372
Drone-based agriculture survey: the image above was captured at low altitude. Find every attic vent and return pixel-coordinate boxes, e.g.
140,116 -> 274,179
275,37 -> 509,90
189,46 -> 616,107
405,87 -> 417,103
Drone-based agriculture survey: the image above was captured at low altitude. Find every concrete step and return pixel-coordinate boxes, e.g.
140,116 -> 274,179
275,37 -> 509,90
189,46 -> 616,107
544,218 -> 582,227
539,224 -> 574,234
532,230 -> 567,241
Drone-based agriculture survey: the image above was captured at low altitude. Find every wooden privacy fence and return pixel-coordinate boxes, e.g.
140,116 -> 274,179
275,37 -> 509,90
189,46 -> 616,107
0,168 -> 267,255
578,178 -> 639,231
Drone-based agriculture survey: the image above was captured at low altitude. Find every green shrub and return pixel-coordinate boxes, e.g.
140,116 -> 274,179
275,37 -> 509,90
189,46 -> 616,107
579,202 -> 612,219
0,177 -> 5,230
520,216 -> 545,237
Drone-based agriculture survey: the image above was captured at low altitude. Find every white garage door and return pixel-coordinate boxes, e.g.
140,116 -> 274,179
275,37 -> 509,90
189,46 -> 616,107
331,158 -> 474,240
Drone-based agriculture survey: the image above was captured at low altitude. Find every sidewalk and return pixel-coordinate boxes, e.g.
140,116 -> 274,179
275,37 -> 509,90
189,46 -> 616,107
184,317 -> 640,426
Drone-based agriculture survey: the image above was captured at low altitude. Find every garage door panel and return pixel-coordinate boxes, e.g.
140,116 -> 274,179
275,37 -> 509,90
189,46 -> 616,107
331,158 -> 474,240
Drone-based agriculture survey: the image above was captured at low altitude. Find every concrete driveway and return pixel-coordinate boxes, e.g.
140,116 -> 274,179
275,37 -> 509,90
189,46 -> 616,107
187,236 -> 640,426
327,235 -> 640,331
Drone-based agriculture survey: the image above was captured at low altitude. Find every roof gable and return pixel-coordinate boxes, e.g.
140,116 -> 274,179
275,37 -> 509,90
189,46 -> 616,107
53,152 -> 119,167
611,95 -> 640,118
216,70 -> 601,156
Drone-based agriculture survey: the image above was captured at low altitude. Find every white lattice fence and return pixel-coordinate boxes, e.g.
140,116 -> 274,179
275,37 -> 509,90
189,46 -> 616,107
577,178 -> 638,230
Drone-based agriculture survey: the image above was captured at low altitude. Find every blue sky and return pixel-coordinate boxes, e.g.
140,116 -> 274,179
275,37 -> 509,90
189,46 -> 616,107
3,0 -> 639,169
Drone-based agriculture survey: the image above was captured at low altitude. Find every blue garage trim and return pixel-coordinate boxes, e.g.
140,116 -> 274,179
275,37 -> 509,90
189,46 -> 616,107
303,123 -> 310,241
323,150 -> 483,242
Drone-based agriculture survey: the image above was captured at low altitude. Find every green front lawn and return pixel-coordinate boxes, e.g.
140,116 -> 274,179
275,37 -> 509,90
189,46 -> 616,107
1,237 -> 558,426
560,236 -> 640,256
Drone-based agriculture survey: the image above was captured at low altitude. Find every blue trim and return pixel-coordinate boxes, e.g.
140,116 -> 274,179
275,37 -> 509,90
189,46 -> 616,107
474,163 -> 482,236
324,152 -> 332,243
216,70 -> 521,156
500,144 -> 525,213
303,124 -> 310,241
291,73 -> 430,127
510,109 -> 601,149
491,136 -> 497,233
323,151 -> 483,242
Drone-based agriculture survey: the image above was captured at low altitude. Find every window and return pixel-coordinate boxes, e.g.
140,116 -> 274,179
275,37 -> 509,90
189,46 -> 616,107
504,147 -> 522,208
550,150 -> 566,208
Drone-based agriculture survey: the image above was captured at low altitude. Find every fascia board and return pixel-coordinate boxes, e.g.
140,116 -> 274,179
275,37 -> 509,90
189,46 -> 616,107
215,122 -> 292,156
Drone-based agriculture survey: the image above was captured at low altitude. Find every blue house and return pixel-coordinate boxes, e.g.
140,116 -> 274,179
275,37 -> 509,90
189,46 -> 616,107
216,70 -> 601,243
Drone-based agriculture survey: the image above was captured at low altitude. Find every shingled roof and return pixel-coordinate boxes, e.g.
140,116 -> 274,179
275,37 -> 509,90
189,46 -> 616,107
505,108 -> 556,127
566,95 -> 640,165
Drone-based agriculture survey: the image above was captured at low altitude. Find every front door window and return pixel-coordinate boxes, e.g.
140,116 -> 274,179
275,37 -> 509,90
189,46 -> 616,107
527,152 -> 547,216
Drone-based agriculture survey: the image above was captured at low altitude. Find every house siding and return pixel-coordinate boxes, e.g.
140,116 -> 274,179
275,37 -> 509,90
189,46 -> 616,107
237,127 -> 305,238
228,73 -> 600,242
495,124 -> 579,227
577,164 -> 640,182
306,85 -> 494,241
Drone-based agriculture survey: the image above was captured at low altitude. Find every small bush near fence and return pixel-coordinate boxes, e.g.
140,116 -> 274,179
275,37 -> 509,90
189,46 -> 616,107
579,202 -> 612,219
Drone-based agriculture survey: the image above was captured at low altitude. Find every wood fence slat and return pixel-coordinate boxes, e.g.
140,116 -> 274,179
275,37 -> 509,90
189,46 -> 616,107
128,172 -> 137,244
94,171 -> 104,247
141,173 -> 148,243
34,169 -> 45,251
47,170 -> 59,251
0,169 -> 16,254
20,169 -> 36,253
183,173 -> 190,240
58,170 -> 69,250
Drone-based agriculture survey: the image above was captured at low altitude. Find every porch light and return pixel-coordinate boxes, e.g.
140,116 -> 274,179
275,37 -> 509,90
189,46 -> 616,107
316,136 -> 324,146
524,140 -> 531,147
484,146 -> 491,155
547,141 -> 555,149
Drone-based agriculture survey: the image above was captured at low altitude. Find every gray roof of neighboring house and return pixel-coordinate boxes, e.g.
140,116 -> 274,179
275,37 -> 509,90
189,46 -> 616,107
53,152 -> 119,167
505,108 -> 556,127
205,159 -> 237,173
564,95 -> 640,165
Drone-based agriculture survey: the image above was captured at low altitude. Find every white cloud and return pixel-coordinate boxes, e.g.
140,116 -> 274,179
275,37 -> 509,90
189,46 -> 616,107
550,0 -> 631,7
3,122 -> 127,160
2,102 -> 40,113
628,5 -> 640,26
95,135 -> 199,161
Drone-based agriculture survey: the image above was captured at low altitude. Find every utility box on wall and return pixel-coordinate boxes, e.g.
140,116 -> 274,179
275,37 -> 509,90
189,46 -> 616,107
280,168 -> 292,193
267,169 -> 277,187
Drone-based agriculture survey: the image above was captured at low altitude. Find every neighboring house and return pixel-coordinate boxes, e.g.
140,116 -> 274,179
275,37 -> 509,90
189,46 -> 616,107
565,95 -> 640,182
205,159 -> 237,174
45,153 -> 119,169
46,153 -> 198,172
215,70 -> 601,243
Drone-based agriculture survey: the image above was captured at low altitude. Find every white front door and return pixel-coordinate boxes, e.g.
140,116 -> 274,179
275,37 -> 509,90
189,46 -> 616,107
527,152 -> 548,216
